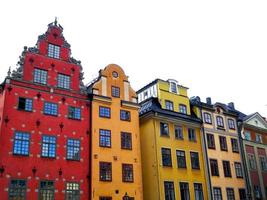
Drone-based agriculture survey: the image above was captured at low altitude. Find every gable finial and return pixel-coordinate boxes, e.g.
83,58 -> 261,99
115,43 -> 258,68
54,17 -> 58,26
7,67 -> 11,77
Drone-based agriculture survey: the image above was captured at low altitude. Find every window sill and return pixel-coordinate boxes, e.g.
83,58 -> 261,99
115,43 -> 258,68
161,134 -> 170,138
68,117 -> 81,121
66,158 -> 81,162
13,153 -> 29,157
217,127 -> 225,131
44,113 -> 58,117
121,148 -> 132,151
17,109 -> 33,113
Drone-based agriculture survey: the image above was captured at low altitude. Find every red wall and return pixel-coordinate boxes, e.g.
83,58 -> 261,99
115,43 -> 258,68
245,145 -> 260,186
0,22 -> 90,199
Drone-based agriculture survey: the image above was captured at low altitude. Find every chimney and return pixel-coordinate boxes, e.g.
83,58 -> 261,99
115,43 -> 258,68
206,97 -> 212,105
228,102 -> 235,109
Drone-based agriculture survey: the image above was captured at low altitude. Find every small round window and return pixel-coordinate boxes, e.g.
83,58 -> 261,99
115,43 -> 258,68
112,71 -> 118,78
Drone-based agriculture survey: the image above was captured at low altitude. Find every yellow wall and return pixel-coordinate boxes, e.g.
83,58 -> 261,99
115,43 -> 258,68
140,79 -> 208,200
91,64 -> 143,200
157,80 -> 191,114
202,107 -> 246,200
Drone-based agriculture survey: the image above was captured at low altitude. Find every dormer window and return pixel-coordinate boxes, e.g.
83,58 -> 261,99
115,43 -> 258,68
170,82 -> 177,93
57,73 -> 70,89
48,44 -> 60,59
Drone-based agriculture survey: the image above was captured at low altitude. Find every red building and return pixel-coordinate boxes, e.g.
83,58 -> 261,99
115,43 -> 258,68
0,20 -> 90,199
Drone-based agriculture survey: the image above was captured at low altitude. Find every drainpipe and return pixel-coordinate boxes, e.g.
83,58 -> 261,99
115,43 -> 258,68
237,121 -> 252,200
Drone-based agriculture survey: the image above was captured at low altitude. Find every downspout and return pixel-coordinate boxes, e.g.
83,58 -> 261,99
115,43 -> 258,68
198,107 -> 213,200
237,121 -> 252,200
88,95 -> 92,200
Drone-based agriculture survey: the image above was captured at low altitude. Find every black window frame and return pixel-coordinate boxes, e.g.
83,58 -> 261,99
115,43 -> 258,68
122,163 -> 134,182
160,122 -> 169,136
164,181 -> 176,200
194,183 -> 204,200
176,150 -> 186,168
99,162 -> 112,181
203,112 -> 212,124
66,138 -> 81,161
207,133 -> 216,149
39,180 -> 55,200
99,106 -> 111,118
174,125 -> 183,140
121,132 -> 132,150
18,97 -> 33,112
239,189 -> 246,200
213,187 -> 222,200
41,135 -> 57,158
111,86 -> 120,98
120,110 -> 131,121
223,160 -> 232,177
231,138 -> 239,153
65,182 -> 80,200
99,129 -> 111,148
13,131 -> 30,156
234,162 -> 243,178
161,148 -> 172,167
179,182 -> 190,200
68,106 -> 81,120
188,128 -> 196,142
219,136 -> 228,151
228,118 -> 236,130
8,179 -> 27,200
210,159 -> 219,176
190,152 -> 200,169
226,188 -> 235,200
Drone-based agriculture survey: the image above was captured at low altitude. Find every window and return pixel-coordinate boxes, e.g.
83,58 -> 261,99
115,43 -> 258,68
112,71 -> 118,78
100,197 -> 112,200
226,188 -> 235,200
34,68 -> 47,85
8,179 -> 27,200
174,125 -> 183,139
68,106 -> 81,120
256,134 -> 263,143
216,116 -> 224,128
48,43 -> 60,59
122,164 -> 133,182
228,119 -> 236,130
244,131 -> 251,140
111,86 -> 120,97
57,73 -> 70,89
219,136 -> 228,151
44,102 -> 58,116
164,181 -> 175,200
41,135 -> 56,158
176,150 -> 186,168
162,148 -> 172,167
254,185 -> 262,199
120,110 -> 131,121
204,112 -> 212,124
260,156 -> 267,171
207,134 -> 215,149
13,132 -> 30,156
65,182 -> 80,200
210,159 -> 219,176
190,152 -> 200,169
39,181 -> 54,200
188,128 -> 196,142
99,106 -> 110,118
231,138 -> 239,153
121,132 -> 132,150
248,154 -> 257,170
99,129 -> 111,147
165,100 -> 174,111
213,187 -> 222,200
234,162 -> 243,178
160,122 -> 169,136
239,189 -> 246,200
67,139 -> 80,161
194,183 -> 204,200
18,97 -> 33,111
170,82 -> 177,93
180,182 -> 190,200
179,104 -> 187,114
223,160 -> 232,177
100,162 -> 112,181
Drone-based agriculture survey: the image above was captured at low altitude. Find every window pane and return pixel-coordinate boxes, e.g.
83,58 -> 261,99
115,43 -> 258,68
13,132 -> 30,156
99,129 -> 111,147
48,44 -> 60,59
69,106 -> 81,120
180,182 -> 190,200
100,162 -> 112,181
111,86 -> 120,97
122,164 -> 133,182
162,148 -> 172,167
164,181 -> 175,200
120,110 -> 131,121
57,73 -> 70,89
34,68 -> 47,85
9,179 -> 27,200
67,139 -> 80,160
39,181 -> 54,200
121,132 -> 132,149
65,182 -> 80,200
99,106 -> 111,118
41,135 -> 56,158
44,102 -> 58,116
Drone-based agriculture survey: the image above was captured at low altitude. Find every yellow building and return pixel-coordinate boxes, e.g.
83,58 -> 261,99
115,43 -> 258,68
191,97 -> 247,200
88,64 -> 143,200
138,79 -> 209,200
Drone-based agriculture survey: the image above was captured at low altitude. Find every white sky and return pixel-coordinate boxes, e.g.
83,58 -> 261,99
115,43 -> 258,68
1,0 -> 267,117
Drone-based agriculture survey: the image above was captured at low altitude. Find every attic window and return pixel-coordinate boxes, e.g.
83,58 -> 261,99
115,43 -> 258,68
48,44 -> 60,59
170,82 -> 177,93
112,71 -> 118,78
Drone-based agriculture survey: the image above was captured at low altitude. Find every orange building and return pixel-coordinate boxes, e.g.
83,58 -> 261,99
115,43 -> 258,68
88,64 -> 143,200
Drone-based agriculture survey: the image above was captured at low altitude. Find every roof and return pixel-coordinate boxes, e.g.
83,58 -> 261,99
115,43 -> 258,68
139,97 -> 201,124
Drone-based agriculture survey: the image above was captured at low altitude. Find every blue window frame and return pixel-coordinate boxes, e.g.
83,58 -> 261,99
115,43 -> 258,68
68,106 -> 81,120
34,68 -> 47,85
99,106 -> 110,118
13,132 -> 30,156
67,139 -> 80,161
41,135 -> 56,158
99,129 -> 111,147
57,73 -> 70,89
18,97 -> 33,112
44,102 -> 58,116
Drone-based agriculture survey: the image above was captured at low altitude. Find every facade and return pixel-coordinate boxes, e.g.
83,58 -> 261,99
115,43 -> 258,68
138,79 -> 209,200
88,64 -> 143,200
0,20 -> 90,199
191,97 -> 247,200
238,112 -> 267,200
